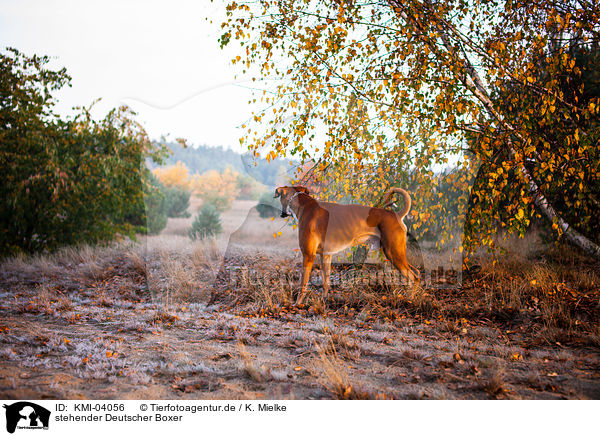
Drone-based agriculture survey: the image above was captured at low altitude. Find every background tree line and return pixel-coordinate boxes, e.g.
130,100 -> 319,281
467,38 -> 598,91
160,141 -> 296,188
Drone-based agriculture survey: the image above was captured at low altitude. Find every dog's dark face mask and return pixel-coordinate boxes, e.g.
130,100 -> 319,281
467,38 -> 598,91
274,186 -> 309,219
274,187 -> 291,218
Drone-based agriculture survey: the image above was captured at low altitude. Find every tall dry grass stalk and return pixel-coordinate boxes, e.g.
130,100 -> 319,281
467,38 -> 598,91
237,342 -> 272,383
315,344 -> 378,400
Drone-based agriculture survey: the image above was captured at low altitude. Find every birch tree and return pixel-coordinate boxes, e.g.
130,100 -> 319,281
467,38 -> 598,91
221,0 -> 600,257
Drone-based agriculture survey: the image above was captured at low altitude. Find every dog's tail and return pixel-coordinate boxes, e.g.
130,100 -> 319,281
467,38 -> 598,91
382,187 -> 411,220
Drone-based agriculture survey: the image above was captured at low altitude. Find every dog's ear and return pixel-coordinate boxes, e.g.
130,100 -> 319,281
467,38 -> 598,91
295,186 -> 310,195
274,187 -> 283,198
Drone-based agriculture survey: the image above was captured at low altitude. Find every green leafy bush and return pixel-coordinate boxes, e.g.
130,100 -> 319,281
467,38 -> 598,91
143,173 -> 169,235
188,203 -> 222,240
200,192 -> 231,213
256,191 -> 281,218
163,186 -> 191,218
0,48 -> 169,255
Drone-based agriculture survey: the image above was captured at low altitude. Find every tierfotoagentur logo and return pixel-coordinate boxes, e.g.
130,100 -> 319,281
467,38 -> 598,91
2,402 -> 50,434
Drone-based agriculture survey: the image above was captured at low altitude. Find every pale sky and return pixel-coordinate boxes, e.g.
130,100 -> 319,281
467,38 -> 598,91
0,0 -> 261,151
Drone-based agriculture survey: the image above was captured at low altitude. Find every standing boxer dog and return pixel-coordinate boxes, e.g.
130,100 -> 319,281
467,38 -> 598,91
275,186 -> 419,305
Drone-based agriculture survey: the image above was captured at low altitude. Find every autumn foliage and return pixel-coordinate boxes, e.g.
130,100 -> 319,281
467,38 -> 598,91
191,168 -> 239,212
152,161 -> 191,190
154,161 -> 266,212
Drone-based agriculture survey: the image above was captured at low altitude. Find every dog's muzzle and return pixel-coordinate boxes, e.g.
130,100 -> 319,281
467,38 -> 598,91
280,211 -> 289,218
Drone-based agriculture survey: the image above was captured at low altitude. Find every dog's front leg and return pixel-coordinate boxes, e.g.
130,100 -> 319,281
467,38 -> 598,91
296,253 -> 315,306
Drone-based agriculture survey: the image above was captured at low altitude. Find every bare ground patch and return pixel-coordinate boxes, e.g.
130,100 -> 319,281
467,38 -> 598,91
1,214 -> 599,399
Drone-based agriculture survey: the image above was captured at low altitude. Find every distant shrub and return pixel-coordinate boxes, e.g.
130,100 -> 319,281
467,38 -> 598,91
152,161 -> 191,190
188,204 -> 222,240
236,173 -> 267,200
163,186 -> 191,218
202,192 -> 232,213
256,191 -> 281,219
191,168 -> 238,212
145,195 -> 168,235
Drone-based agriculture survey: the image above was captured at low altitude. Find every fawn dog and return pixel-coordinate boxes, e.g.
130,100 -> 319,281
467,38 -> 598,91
275,186 -> 419,305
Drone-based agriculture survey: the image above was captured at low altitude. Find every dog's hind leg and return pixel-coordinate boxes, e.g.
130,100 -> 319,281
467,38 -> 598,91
320,254 -> 332,297
380,232 -> 418,286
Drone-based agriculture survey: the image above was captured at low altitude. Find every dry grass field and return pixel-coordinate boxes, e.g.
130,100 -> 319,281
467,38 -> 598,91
1,200 -> 599,399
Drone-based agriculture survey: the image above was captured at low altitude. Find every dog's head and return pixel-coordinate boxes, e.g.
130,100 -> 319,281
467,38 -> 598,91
274,186 -> 310,218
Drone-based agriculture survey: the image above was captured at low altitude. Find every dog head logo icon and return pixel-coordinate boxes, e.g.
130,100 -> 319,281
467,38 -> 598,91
3,402 -> 50,434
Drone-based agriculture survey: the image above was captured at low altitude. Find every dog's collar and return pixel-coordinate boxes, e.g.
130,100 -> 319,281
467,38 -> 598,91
288,191 -> 302,204
286,191 -> 303,221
